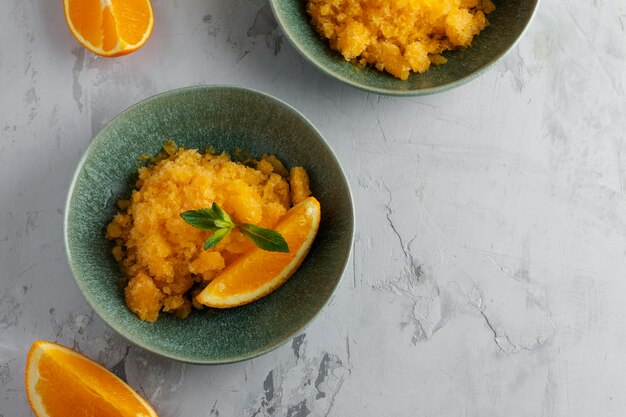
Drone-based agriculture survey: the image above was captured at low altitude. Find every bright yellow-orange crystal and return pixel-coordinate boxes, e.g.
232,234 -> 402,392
307,0 -> 495,80
106,142 -> 311,322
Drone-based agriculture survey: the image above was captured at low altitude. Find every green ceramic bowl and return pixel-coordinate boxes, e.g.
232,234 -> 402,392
64,86 -> 354,364
269,0 -> 539,95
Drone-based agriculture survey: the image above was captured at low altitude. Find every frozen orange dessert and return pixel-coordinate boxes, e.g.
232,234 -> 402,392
106,141 -> 316,322
307,0 -> 496,80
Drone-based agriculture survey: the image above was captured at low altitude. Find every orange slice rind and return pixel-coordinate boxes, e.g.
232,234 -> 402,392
196,196 -> 321,308
25,340 -> 158,417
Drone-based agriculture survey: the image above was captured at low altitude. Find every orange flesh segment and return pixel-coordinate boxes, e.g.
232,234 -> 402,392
102,6 -> 119,53
66,0 -> 103,47
26,341 -> 158,417
196,197 -> 321,308
110,0 -> 153,45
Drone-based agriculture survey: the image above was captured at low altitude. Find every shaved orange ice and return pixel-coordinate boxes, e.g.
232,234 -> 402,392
307,0 -> 496,79
106,141 -> 316,322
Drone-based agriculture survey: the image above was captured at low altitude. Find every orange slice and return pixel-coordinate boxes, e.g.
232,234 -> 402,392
63,0 -> 154,57
196,196 -> 321,308
25,340 -> 158,417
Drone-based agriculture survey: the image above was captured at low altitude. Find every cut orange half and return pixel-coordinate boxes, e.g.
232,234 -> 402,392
63,0 -> 154,57
196,196 -> 321,308
25,340 -> 158,417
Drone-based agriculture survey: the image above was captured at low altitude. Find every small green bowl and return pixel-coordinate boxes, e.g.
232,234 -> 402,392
269,0 -> 539,95
64,86 -> 354,364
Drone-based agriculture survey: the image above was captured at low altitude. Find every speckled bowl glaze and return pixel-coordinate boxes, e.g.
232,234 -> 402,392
269,0 -> 539,95
64,86 -> 354,364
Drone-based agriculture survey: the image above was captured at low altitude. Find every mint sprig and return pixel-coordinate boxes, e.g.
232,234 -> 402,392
180,202 -> 289,253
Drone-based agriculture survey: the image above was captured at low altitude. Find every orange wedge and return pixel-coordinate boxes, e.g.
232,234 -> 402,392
25,340 -> 158,417
63,0 -> 154,57
196,196 -> 321,308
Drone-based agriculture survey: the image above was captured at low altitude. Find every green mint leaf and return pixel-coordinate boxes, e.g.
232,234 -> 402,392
213,219 -> 233,229
183,204 -> 286,252
203,228 -> 231,250
239,224 -> 289,253
211,202 -> 234,226
180,209 -> 221,231
181,203 -> 235,231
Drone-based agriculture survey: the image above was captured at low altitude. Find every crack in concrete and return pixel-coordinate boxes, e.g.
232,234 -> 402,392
209,399 -> 219,416
475,303 -> 555,354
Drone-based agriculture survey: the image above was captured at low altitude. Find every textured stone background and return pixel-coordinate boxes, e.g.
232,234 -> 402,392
2,0 -> 626,416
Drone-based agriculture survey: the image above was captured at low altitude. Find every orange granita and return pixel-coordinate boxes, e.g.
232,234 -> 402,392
307,0 -> 496,80
106,141 -> 311,322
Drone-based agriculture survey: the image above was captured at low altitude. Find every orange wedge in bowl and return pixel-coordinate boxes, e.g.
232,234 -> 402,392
63,0 -> 154,57
25,340 -> 158,417
196,197 -> 321,308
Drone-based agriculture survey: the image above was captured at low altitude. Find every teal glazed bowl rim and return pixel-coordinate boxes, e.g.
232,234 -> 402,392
269,0 -> 540,96
63,85 -> 355,364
